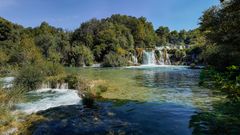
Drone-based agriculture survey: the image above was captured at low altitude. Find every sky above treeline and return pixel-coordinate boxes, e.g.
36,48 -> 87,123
0,0 -> 220,31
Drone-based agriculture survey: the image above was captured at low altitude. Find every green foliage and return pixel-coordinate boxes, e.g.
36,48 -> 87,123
71,42 -> 94,66
200,0 -> 240,69
0,49 -> 9,65
15,64 -> 45,91
156,26 -> 170,46
200,66 -> 240,102
64,74 -> 80,89
155,26 -> 205,47
0,17 -> 22,41
102,52 -> 129,67
175,50 -> 186,61
0,85 -> 26,131
72,15 -> 156,63
44,62 -> 65,77
190,102 -> 240,135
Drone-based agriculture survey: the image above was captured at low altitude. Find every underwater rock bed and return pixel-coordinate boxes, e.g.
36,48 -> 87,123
30,104 -> 140,135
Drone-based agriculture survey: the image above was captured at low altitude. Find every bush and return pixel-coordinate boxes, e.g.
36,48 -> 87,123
64,74 -> 79,89
102,52 -> 128,67
44,62 -> 66,88
15,64 -> 45,91
175,50 -> 186,61
200,66 -> 240,102
43,62 -> 65,77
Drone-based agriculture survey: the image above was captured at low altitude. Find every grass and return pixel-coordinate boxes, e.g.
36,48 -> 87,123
0,85 -> 25,134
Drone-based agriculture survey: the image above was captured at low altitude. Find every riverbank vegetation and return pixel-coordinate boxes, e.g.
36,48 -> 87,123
0,85 -> 26,134
1,13 -> 208,69
190,0 -> 240,134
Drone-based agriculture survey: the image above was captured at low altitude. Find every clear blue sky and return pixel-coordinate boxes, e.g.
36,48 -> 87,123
0,0 -> 220,31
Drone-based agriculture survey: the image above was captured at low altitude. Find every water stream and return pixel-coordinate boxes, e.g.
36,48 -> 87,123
12,66 -> 223,134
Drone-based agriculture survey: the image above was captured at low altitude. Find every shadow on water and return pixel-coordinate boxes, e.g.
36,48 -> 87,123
189,101 -> 240,135
29,99 -> 195,135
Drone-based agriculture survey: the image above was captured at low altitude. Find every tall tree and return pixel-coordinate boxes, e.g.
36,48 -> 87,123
155,26 -> 170,46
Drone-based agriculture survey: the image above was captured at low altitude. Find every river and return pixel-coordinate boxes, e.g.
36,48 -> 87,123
17,66 -> 223,135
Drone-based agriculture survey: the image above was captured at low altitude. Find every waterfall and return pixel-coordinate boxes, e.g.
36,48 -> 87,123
1,77 -> 14,88
143,50 -> 156,65
132,55 -> 138,64
16,89 -> 81,114
141,47 -> 171,66
158,51 -> 165,65
41,82 -> 69,89
165,52 -> 171,65
154,47 -> 171,65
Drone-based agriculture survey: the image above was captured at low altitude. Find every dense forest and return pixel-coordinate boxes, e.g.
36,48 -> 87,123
0,14 -> 208,70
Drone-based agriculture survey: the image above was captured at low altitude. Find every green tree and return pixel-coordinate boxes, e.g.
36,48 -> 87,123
156,26 -> 170,46
71,42 -> 94,66
200,0 -> 240,69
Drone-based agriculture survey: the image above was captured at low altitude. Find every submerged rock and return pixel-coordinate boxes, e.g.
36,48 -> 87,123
30,104 -> 139,135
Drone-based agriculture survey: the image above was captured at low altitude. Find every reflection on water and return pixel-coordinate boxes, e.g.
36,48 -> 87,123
29,66 -> 224,134
132,67 -> 222,108
68,66 -> 222,109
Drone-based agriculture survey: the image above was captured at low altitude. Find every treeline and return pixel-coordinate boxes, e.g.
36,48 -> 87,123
1,0 -> 239,69
0,14 -> 205,69
200,0 -> 240,70
156,27 -> 205,46
191,0 -> 240,134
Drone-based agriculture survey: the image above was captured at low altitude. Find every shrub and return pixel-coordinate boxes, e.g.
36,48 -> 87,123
175,50 -> 186,61
44,62 -> 65,76
0,85 -> 26,132
102,52 -> 128,67
15,64 -> 45,91
44,62 -> 66,88
64,74 -> 79,89
200,66 -> 240,102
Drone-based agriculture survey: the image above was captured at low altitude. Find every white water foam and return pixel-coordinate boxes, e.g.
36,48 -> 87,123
16,88 -> 81,114
127,65 -> 189,69
0,77 -> 14,88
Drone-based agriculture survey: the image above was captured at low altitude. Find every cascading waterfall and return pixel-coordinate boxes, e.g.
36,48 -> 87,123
16,89 -> 81,114
132,55 -> 138,64
41,82 -> 69,89
158,50 -> 165,65
143,50 -> 156,65
0,77 -> 82,114
156,49 -> 171,65
142,47 -> 171,65
164,52 -> 171,65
